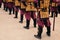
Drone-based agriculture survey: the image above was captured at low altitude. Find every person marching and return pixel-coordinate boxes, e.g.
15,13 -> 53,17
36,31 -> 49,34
3,0 -> 8,11
57,0 -> 60,14
3,0 -> 6,10
48,0 -> 52,15
14,0 -> 20,18
7,0 -> 14,15
34,0 -> 51,39
19,0 -> 26,23
50,0 -> 58,17
24,0 -> 37,29
0,0 -> 2,8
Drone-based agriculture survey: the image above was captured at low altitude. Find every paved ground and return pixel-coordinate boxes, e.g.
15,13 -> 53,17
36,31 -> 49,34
0,4 -> 60,40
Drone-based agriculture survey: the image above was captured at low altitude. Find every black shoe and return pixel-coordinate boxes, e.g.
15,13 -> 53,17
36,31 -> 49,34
13,13 -> 14,14
19,21 -> 23,23
55,16 -> 57,17
34,26 -> 36,28
24,26 -> 29,29
3,9 -> 5,10
34,25 -> 36,28
9,13 -> 11,15
46,32 -> 50,37
34,35 -> 41,39
5,9 -> 8,12
5,10 -> 7,12
14,17 -> 17,18
50,16 -> 53,17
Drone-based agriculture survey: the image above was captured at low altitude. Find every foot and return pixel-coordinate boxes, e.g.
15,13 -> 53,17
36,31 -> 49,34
3,9 -> 5,10
34,25 -> 36,28
13,13 -> 14,14
34,26 -> 36,28
55,16 -> 57,17
19,21 -> 23,23
9,13 -> 11,15
14,17 -> 17,18
34,35 -> 41,39
46,32 -> 50,37
24,26 -> 29,29
5,9 -> 8,12
50,16 -> 53,17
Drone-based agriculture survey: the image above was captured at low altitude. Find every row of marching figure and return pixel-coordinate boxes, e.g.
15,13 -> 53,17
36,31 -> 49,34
0,0 -> 60,39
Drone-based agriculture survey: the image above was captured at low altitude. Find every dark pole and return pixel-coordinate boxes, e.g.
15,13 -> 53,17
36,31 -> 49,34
53,12 -> 55,31
53,1 -> 56,31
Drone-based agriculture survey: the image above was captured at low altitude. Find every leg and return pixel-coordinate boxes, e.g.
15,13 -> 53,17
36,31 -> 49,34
46,26 -> 51,36
4,4 -> 5,10
57,5 -> 60,14
19,14 -> 23,23
51,11 -> 54,17
24,19 -> 30,29
13,7 -> 14,14
33,19 -> 36,28
59,8 -> 60,14
0,3 -> 1,8
34,26 -> 43,39
31,11 -> 36,28
49,7 -> 50,14
44,19 -> 51,36
9,9 -> 12,15
55,11 -> 58,17
5,7 -> 8,12
14,11 -> 18,18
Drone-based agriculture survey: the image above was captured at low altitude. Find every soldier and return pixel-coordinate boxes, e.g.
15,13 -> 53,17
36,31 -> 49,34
0,0 -> 2,8
34,0 -> 51,39
48,0 -> 53,15
3,0 -> 8,11
7,0 -> 14,15
57,0 -> 60,14
50,0 -> 58,17
19,0 -> 26,23
14,0 -> 20,18
24,0 -> 37,29
19,10 -> 25,23
3,0 -> 6,10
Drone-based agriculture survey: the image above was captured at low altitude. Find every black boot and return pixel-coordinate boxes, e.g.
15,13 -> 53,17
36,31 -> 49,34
4,5 -> 5,10
24,20 -> 30,29
19,14 -> 23,23
19,21 -> 23,23
34,35 -> 41,39
34,26 -> 43,39
24,26 -> 29,29
33,19 -> 36,28
31,11 -> 36,28
13,8 -> 14,14
0,4 -> 1,8
50,11 -> 53,17
14,11 -> 18,18
5,7 -> 8,12
46,27 -> 51,37
55,11 -> 58,17
49,7 -> 50,15
9,9 -> 12,15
